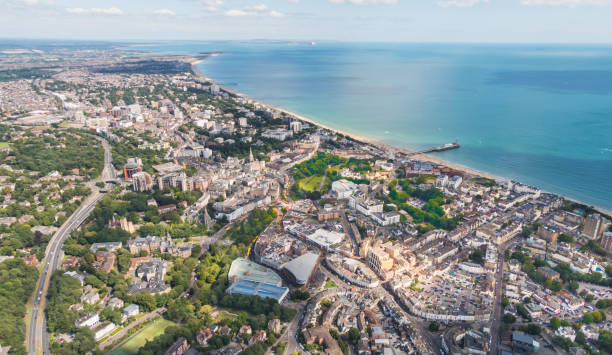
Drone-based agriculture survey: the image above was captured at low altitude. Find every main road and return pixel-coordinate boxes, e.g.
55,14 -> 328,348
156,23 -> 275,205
27,136 -> 116,355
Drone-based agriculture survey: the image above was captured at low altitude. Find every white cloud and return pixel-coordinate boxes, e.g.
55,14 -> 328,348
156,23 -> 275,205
288,0 -> 300,2
225,3 -> 285,17
269,10 -> 285,17
246,3 -> 269,11
329,0 -> 397,4
12,0 -> 53,7
65,7 -> 124,15
201,0 -> 223,6
225,9 -> 249,16
153,8 -> 177,16
437,0 -> 488,7
92,7 -> 124,15
521,0 -> 611,5
65,7 -> 88,14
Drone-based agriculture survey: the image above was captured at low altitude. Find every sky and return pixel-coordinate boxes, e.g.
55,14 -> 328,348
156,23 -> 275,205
1,0 -> 612,43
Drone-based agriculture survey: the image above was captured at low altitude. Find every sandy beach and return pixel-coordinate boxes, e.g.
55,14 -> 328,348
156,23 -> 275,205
188,58 -> 612,217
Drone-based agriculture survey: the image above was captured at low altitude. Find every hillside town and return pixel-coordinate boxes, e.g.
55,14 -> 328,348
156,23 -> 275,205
0,47 -> 611,355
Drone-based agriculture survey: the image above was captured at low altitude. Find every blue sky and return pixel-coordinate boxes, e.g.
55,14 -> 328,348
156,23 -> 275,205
1,0 -> 611,42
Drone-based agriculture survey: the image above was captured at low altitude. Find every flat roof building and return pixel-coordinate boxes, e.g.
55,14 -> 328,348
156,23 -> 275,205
281,252 -> 320,286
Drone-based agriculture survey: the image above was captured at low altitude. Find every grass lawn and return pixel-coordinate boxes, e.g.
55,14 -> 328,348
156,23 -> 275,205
324,279 -> 337,289
108,318 -> 176,355
297,175 -> 323,192
0,142 -> 10,148
211,309 -> 238,322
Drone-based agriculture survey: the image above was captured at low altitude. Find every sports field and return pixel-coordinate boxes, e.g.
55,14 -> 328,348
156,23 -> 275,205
108,318 -> 176,355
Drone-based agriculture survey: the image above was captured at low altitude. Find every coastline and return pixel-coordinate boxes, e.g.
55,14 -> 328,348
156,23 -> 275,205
188,59 -> 612,217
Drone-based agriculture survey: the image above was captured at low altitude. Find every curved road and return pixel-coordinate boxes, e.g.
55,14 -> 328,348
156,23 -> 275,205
27,136 -> 116,355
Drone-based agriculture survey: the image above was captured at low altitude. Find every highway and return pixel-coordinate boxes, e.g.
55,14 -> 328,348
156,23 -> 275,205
27,136 -> 115,355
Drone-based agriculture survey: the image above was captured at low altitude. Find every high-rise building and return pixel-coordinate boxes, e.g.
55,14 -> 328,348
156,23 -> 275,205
132,171 -> 153,191
583,213 -> 602,240
600,232 -> 612,252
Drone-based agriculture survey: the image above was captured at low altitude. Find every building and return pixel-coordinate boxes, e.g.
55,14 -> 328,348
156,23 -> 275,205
132,171 -> 154,191
331,179 -> 357,199
268,319 -> 282,334
75,312 -> 99,328
306,228 -> 345,251
93,321 -> 117,341
123,158 -> 142,180
537,225 -> 559,244
512,331 -> 539,353
367,247 -> 394,278
93,251 -> 116,273
90,242 -> 122,253
538,266 -> 560,280
81,291 -> 100,305
107,297 -> 124,310
281,252 -> 320,286
262,128 -> 293,141
226,279 -> 289,303
601,232 -> 612,252
123,304 -> 140,317
583,213 -> 603,240
165,337 -> 190,355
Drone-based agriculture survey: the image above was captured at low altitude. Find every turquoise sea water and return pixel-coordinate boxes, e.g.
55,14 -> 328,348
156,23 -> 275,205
142,42 -> 612,211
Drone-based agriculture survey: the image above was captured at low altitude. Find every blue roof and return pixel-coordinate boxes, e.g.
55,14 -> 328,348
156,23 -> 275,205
226,279 -> 289,303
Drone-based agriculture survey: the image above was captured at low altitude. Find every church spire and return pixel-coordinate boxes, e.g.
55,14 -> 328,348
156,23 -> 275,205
249,147 -> 254,163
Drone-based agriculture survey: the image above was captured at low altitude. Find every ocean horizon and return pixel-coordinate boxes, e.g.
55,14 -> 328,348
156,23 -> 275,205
130,41 -> 612,212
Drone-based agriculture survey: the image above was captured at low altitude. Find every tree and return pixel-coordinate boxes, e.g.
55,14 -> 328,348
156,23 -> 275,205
558,233 -> 574,244
516,303 -> 531,321
599,330 -> 612,353
429,322 -> 439,332
503,314 -> 516,324
348,328 -> 361,345
523,324 -> 541,335
569,280 -> 579,292
501,297 -> 510,307
550,317 -> 561,330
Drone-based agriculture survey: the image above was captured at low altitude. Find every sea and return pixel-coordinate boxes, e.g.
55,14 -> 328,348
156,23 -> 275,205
132,41 -> 612,211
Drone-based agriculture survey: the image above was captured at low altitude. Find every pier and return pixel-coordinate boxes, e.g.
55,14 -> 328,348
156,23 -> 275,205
405,142 -> 460,157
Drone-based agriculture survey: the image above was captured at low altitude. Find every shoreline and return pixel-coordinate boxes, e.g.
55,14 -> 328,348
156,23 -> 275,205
188,58 -> 612,217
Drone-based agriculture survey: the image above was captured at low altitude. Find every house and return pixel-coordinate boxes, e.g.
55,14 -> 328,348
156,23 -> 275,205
197,328 -> 213,346
165,337 -> 190,355
24,254 -> 39,267
123,304 -> 140,317
94,251 -> 116,273
239,325 -> 252,336
61,256 -> 81,270
81,291 -> 100,305
248,330 -> 267,346
107,297 -> 124,310
219,325 -> 232,336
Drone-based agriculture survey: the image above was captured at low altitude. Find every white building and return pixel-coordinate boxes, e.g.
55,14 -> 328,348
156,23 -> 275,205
331,179 -> 357,199
75,312 -> 99,328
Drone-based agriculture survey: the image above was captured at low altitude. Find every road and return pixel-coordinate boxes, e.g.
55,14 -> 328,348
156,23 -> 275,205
489,237 -> 520,355
27,136 -> 115,355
